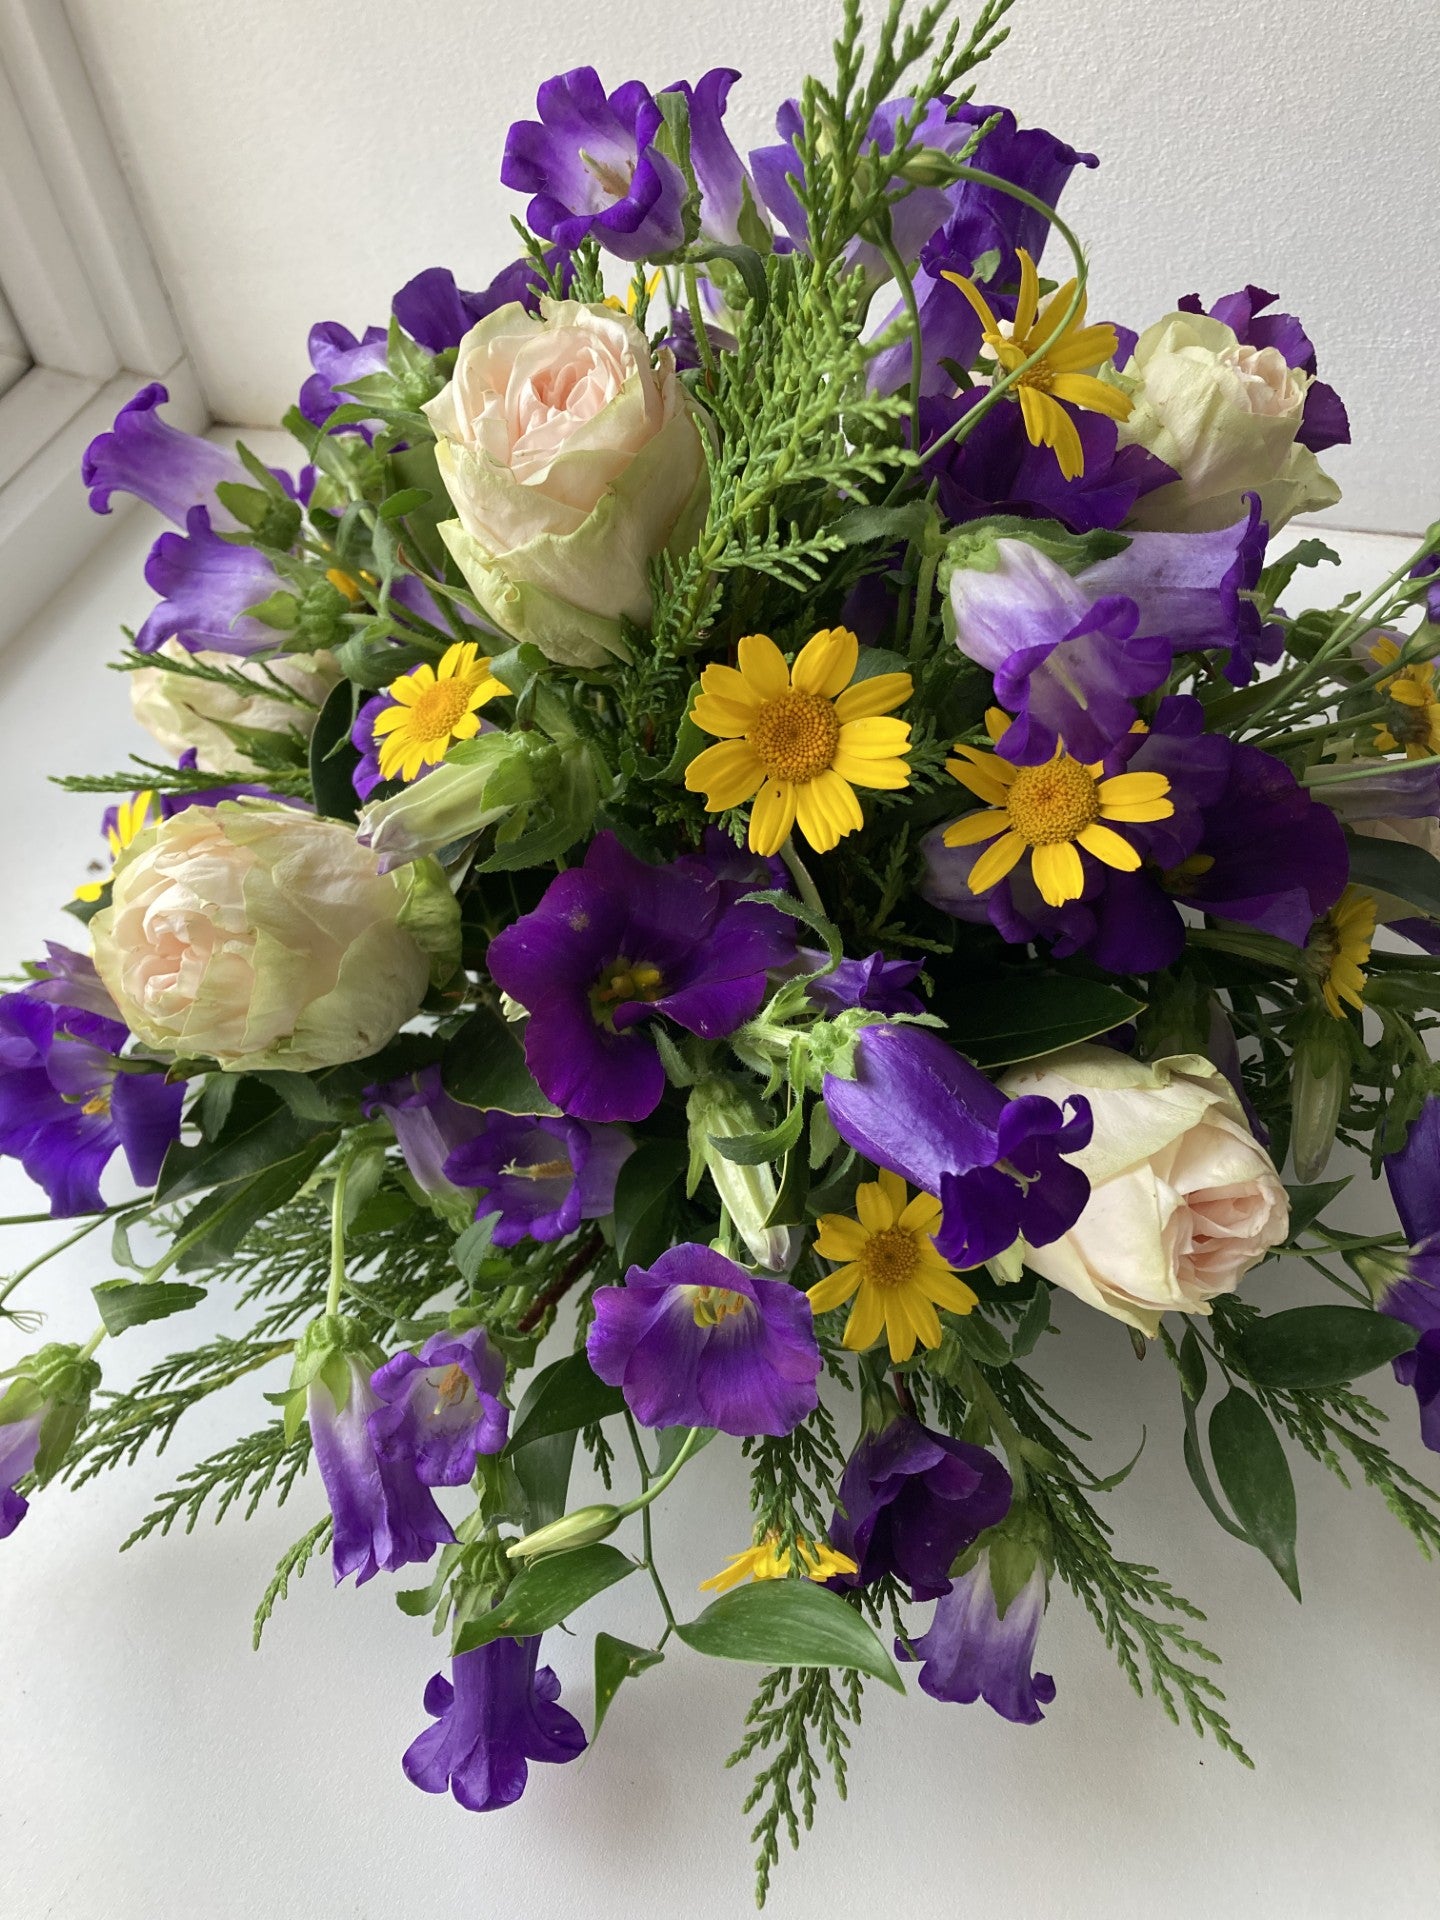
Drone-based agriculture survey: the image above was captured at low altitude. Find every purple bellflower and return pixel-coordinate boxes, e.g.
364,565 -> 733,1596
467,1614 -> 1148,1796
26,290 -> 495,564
1379,1096 -> 1440,1451
502,68 -> 688,261
403,1637 -> 586,1812
134,506 -> 284,655
923,391 -> 1174,536
368,1326 -> 508,1487
828,1416 -> 1012,1601
587,1243 -> 821,1437
0,1343 -> 101,1540
821,1024 -> 1092,1268
0,1408 -> 42,1539
923,696 -> 1348,974
1179,284 -> 1350,455
83,382 -> 309,527
902,1548 -> 1056,1722
391,254 -> 575,354
300,1331 -> 454,1585
0,988 -> 184,1217
444,1111 -> 633,1247
661,68 -> 768,247
366,1063 -> 490,1202
298,321 -> 388,432
486,832 -> 793,1125
802,949 -> 925,1017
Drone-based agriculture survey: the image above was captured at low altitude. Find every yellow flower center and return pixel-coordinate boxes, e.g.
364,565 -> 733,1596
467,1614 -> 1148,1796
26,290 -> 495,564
431,1363 -> 472,1415
857,1226 -> 922,1291
747,692 -> 841,786
689,1285 -> 750,1328
1005,756 -> 1101,846
81,1091 -> 112,1118
505,1158 -> 573,1183
1161,852 -> 1216,895
592,958 -> 666,1007
410,676 -> 479,740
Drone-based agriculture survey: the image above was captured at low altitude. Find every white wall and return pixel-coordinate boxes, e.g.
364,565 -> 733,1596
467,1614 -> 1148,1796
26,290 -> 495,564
62,0 -> 1440,534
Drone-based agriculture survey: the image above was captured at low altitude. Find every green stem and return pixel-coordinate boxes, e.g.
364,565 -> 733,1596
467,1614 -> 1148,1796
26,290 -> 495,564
138,1189 -> 250,1288
779,840 -> 825,917
326,1150 -> 358,1316
965,1362 -> 1028,1497
872,224 -> 925,456
624,1412 -> 678,1635
0,1207 -> 135,1309
682,260 -> 718,388
0,1208 -> 113,1229
616,1424 -> 705,1519
78,1324 -> 107,1363
1254,704 -> 1389,752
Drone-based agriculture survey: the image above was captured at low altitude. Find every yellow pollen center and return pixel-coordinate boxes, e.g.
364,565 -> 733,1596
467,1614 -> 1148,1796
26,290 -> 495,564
1161,852 -> 1215,895
747,692 -> 841,785
593,959 -> 665,1007
858,1226 -> 922,1291
431,1364 -> 472,1415
690,1285 -> 750,1328
81,1091 -> 112,1118
1005,757 -> 1100,846
411,677 -> 476,739
505,1158 -> 573,1183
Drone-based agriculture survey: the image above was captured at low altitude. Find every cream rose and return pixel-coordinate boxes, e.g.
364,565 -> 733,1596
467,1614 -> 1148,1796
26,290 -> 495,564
423,299 -> 710,670
130,639 -> 341,775
999,1047 -> 1289,1337
90,803 -> 459,1073
1115,311 -> 1340,533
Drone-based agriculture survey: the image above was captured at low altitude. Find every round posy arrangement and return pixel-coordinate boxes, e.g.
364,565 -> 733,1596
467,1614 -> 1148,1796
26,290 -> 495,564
6,1 -> 1440,1901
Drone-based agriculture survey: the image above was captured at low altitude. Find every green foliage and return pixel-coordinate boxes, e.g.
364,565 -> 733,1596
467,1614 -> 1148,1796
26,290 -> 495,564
728,1666 -> 864,1908
254,1517 -> 332,1648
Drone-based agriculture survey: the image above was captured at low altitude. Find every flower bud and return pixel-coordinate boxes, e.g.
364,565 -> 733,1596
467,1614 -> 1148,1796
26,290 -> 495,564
1,1342 -> 102,1536
1290,1009 -> 1351,1184
357,731 -> 559,872
506,1503 -> 622,1563
687,1076 -> 798,1272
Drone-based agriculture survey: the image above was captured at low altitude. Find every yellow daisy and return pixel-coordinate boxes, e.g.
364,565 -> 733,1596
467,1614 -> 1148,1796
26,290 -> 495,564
942,709 -> 1174,910
1309,886 -> 1375,1018
75,789 -> 158,903
807,1168 -> 980,1365
1370,634 -> 1440,759
698,1534 -> 858,1594
685,627 -> 912,857
372,641 -> 509,783
941,248 -> 1132,480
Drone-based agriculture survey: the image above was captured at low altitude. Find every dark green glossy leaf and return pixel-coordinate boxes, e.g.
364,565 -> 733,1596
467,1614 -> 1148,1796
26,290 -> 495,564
1233,1305 -> 1418,1389
675,1578 -> 904,1692
936,973 -> 1144,1068
1209,1388 -> 1301,1599
510,1429 -> 577,1532
442,1008 -> 559,1116
1346,835 -> 1440,919
1177,1326 -> 1208,1404
708,1099 -> 805,1167
593,1633 -> 664,1739
157,1080 -> 339,1203
174,1142 -> 330,1271
308,678 -> 361,822
453,1545 -> 638,1652
93,1277 -> 207,1335
1009,1283 -> 1050,1358
1283,1178 -> 1352,1242
507,1351 -> 625,1453
613,1137 -> 688,1271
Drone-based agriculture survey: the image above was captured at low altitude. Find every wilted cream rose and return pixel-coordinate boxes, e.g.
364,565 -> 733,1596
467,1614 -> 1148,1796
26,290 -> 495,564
130,639 -> 341,774
423,299 -> 710,670
1115,311 -> 1340,533
999,1047 -> 1289,1337
90,803 -> 459,1073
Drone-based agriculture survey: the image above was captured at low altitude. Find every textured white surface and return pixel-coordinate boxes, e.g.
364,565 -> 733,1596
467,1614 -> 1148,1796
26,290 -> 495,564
1,499 -> 1439,1916
61,0 -> 1440,535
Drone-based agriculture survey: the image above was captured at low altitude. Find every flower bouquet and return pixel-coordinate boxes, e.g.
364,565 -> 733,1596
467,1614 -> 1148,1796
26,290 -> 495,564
7,0 -> 1440,1899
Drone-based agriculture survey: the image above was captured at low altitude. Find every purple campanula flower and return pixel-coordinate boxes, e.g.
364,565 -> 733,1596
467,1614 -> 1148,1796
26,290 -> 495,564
922,391 -> 1174,535
306,1345 -> 453,1585
368,1326 -> 508,1487
1178,284 -> 1350,455
1379,1096 -> 1440,1451
802,949 -> 924,1017
1409,551 -> 1440,626
663,68 -> 768,248
587,1243 -> 821,1437
134,506 -> 283,656
827,1416 -> 1011,1601
821,1025 -> 1092,1268
366,1062 -> 490,1200
444,1111 -> 632,1247
502,68 -> 688,262
403,1636 -> 585,1812
391,253 -> 575,354
0,988 -> 184,1217
486,832 -> 794,1125
26,944 -> 121,1020
298,321 -> 388,432
351,692 -> 390,802
0,1409 -> 42,1539
922,696 -> 1348,973
82,382 -> 308,526
662,307 -> 737,373
901,1549 -> 1056,1723
946,536 -> 1175,766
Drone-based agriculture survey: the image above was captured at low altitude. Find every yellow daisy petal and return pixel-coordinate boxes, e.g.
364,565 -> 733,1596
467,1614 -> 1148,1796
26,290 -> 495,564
898,1192 -> 943,1233
968,830 -> 1027,893
792,625 -> 859,698
691,692 -> 760,739
807,1266 -> 863,1313
926,1272 -> 980,1316
795,778 -> 845,854
1076,821 -> 1142,871
1050,373 -> 1132,421
833,715 -> 911,759
833,672 -> 913,722
749,776 -> 797,856
843,1286 -> 887,1353
1013,248 -> 1041,338
855,1179 -> 894,1233
1031,838 -> 1086,906
696,663 -> 764,711
884,1296 -> 920,1364
736,633 -> 791,701
685,739 -> 764,810
942,809 -> 1010,848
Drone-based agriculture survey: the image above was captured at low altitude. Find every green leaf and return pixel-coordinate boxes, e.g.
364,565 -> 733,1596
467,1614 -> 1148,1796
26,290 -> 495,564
1283,1177 -> 1352,1242
93,1277 -> 207,1335
1345,835 -> 1440,919
377,486 -> 432,520
1177,1325 -> 1208,1403
1009,1283 -> 1050,1359
654,1424 -> 716,1474
592,1633 -> 664,1740
934,972 -> 1144,1068
613,1137 -> 689,1270
507,1351 -> 625,1452
675,1579 -> 905,1692
174,1142 -> 330,1272
708,1099 -> 805,1167
1209,1388 -> 1301,1600
1181,1399 -> 1251,1544
689,241 -> 769,313
156,1080 -> 339,1203
1233,1305 -> 1418,1389
451,1217 -> 498,1284
453,1545 -> 638,1652
510,1429 -> 577,1531
308,679 -> 361,823
442,1008 -> 559,1117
